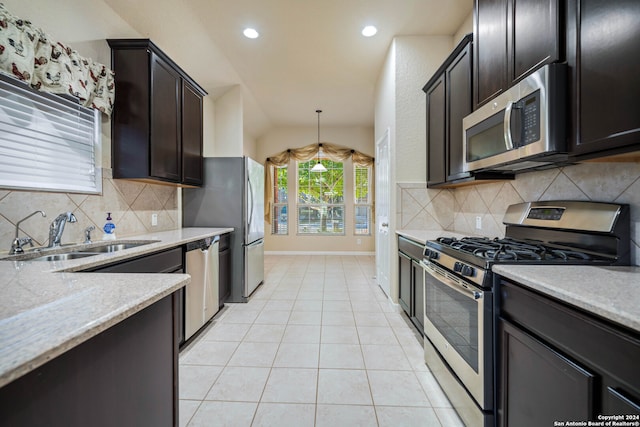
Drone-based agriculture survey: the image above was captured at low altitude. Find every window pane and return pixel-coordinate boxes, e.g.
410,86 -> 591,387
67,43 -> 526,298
272,204 -> 288,235
355,167 -> 370,203
272,166 -> 288,235
297,156 -> 344,235
275,166 -> 288,202
297,205 -> 344,234
354,166 -> 372,236
355,205 -> 371,235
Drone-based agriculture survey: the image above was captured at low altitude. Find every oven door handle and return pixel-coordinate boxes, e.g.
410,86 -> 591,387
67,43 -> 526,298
421,261 -> 483,301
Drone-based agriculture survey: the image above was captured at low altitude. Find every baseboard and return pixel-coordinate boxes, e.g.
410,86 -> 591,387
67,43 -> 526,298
265,251 -> 375,256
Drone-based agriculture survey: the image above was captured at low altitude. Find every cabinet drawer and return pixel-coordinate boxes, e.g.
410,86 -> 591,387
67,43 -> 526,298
87,247 -> 183,273
398,236 -> 425,260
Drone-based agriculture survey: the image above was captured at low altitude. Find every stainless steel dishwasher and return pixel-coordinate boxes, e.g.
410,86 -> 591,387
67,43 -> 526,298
184,236 -> 220,341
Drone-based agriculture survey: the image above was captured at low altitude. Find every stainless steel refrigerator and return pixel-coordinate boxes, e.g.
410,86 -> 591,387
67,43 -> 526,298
183,157 -> 265,302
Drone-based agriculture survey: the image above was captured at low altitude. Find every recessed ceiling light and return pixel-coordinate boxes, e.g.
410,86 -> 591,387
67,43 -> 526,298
243,28 -> 259,39
362,25 -> 377,37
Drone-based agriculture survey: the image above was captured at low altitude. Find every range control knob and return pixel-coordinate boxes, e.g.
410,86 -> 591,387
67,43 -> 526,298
424,249 -> 439,260
461,265 -> 475,277
453,262 -> 463,273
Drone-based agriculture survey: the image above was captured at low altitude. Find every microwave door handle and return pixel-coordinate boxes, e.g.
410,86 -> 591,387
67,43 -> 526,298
503,101 -> 515,150
421,261 -> 483,301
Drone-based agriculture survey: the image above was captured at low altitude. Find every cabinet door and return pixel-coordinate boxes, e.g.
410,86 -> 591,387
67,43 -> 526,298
411,260 -> 424,335
508,0 -> 561,84
567,0 -> 640,157
426,75 -> 446,185
446,41 -> 473,181
182,81 -> 203,186
604,387 -> 640,416
398,252 -> 412,315
474,0 -> 508,109
499,319 -> 595,427
150,53 -> 182,182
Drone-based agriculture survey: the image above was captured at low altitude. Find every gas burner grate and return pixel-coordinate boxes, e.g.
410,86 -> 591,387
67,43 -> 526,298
436,236 -> 594,262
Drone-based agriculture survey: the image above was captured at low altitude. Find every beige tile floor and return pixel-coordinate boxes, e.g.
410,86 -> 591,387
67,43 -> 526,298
178,255 -> 464,427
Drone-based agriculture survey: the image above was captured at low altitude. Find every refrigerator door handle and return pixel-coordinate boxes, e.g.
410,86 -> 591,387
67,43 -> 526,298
247,175 -> 254,231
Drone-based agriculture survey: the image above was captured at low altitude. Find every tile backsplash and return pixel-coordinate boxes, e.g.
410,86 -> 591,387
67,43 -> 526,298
398,161 -> 640,266
0,169 -> 179,250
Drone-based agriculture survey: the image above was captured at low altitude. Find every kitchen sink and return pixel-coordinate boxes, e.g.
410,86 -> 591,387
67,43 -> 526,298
1,240 -> 158,262
30,252 -> 98,262
83,242 -> 152,253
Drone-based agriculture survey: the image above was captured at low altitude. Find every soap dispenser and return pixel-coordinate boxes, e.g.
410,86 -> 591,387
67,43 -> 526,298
102,212 -> 116,240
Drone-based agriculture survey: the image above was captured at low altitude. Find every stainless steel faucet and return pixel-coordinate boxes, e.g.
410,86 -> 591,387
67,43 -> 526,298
84,225 -> 95,244
48,212 -> 77,248
10,210 -> 47,254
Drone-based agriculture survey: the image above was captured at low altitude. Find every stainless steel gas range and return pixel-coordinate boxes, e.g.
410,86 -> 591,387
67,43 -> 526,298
420,201 -> 630,427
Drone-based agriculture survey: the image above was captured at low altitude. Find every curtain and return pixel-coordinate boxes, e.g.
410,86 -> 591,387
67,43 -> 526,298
264,142 -> 375,224
0,3 -> 115,116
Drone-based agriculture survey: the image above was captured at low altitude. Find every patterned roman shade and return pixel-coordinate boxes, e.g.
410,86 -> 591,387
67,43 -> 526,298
0,3 -> 115,116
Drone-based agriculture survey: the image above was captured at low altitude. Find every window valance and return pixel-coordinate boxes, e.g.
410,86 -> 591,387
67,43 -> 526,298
0,3 -> 115,116
264,142 -> 375,224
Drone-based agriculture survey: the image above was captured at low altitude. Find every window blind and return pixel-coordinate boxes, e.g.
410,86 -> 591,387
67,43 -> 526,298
0,75 -> 101,194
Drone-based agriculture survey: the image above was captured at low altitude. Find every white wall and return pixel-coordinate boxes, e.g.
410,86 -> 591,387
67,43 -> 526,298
212,86 -> 244,157
244,133 -> 258,160
454,11 -> 474,45
395,36 -> 453,183
256,126 -> 375,253
202,96 -> 217,157
374,36 -> 453,302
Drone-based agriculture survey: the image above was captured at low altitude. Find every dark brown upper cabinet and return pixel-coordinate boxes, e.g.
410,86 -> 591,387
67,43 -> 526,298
566,0 -> 640,159
425,36 -> 472,187
425,73 -> 446,186
474,0 -> 562,109
181,81 -> 204,186
108,39 -> 206,186
424,34 -> 510,187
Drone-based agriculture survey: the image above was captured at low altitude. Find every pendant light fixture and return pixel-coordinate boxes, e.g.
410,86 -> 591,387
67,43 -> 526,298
311,109 -> 327,173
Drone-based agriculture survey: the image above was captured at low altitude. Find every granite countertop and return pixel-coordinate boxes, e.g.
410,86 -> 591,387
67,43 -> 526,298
493,264 -> 640,334
396,229 -> 470,245
0,227 -> 232,388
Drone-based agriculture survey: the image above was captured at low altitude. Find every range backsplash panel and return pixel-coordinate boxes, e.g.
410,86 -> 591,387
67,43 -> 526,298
0,169 -> 179,248
398,161 -> 640,266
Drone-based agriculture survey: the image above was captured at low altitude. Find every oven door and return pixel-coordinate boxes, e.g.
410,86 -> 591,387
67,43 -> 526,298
421,259 -> 493,410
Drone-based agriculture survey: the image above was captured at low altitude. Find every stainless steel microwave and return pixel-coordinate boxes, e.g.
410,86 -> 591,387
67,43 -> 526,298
463,63 -> 567,173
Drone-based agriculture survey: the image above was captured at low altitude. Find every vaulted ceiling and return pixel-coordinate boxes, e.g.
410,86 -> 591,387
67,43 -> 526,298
105,0 -> 473,137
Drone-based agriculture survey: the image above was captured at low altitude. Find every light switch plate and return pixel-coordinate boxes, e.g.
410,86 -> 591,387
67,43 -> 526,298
151,213 -> 158,226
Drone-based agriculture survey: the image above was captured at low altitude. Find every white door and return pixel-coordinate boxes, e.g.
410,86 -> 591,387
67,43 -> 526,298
375,128 -> 391,297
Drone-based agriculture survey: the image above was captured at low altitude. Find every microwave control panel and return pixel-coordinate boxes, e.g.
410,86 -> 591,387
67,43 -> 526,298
518,90 -> 541,145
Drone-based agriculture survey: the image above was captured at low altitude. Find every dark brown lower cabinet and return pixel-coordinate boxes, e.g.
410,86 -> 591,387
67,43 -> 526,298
218,232 -> 231,308
499,319 -> 594,426
412,259 -> 424,332
398,236 -> 426,335
0,293 -> 179,427
499,279 -> 640,426
398,251 -> 412,314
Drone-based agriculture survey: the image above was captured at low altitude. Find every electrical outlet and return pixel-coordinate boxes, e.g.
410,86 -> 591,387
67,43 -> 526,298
357,238 -> 362,245
475,216 -> 482,230
151,213 -> 158,226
